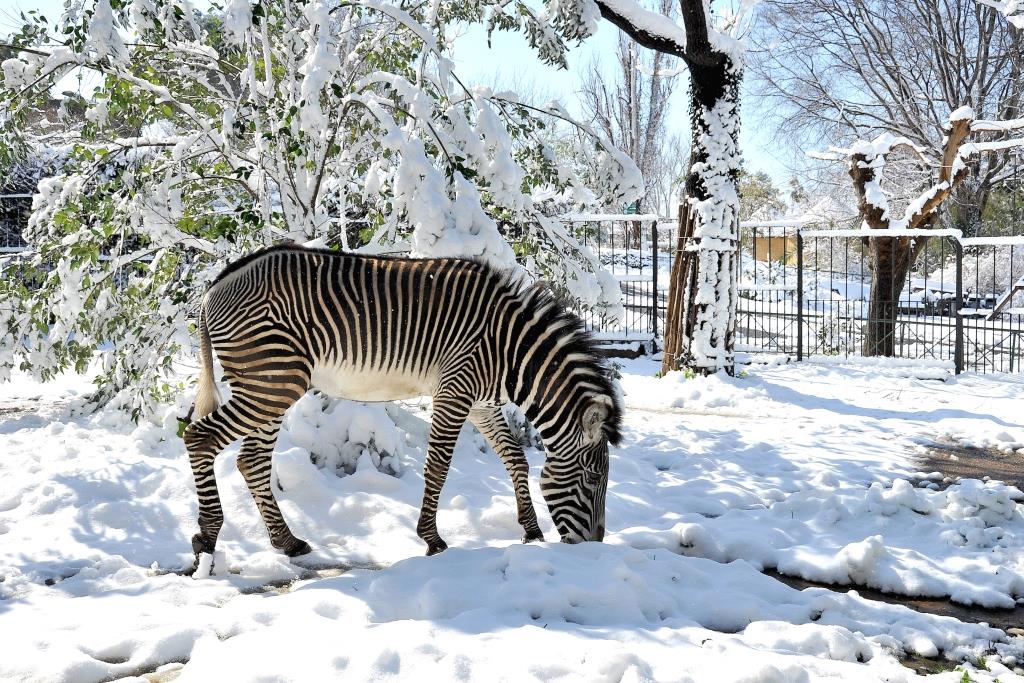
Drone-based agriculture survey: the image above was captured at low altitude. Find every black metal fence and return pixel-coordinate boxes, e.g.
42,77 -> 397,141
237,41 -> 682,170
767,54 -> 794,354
566,217 -> 1023,374
737,225 -> 1024,373
0,195 -> 31,251
566,215 -> 668,348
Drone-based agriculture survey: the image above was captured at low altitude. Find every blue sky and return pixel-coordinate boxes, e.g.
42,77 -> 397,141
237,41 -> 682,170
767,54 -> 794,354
450,20 -> 792,180
5,0 -> 792,180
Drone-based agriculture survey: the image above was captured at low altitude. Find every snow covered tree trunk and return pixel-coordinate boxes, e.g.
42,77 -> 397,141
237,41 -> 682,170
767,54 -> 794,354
591,0 -> 754,377
662,60 -> 741,375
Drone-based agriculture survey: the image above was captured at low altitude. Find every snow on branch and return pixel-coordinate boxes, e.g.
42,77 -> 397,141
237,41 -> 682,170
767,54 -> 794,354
820,107 -> 1024,232
0,0 -> 642,411
593,0 -> 760,64
593,0 -> 689,56
977,0 -> 1024,29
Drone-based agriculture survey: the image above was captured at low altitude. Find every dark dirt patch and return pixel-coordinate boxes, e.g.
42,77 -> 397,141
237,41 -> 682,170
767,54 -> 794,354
916,441 -> 1024,492
765,438 -> 1024,634
766,569 -> 1024,632
766,570 -> 1024,675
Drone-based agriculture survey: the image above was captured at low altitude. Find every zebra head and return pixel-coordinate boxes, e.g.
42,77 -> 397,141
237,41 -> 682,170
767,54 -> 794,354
540,393 -> 621,544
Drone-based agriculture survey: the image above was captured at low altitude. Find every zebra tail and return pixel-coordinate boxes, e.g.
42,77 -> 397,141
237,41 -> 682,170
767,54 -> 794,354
193,301 -> 221,419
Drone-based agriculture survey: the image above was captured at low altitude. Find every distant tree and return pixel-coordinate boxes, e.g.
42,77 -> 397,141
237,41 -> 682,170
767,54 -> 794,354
979,153 -> 1024,235
787,176 -> 808,207
580,0 -> 685,240
738,170 -> 785,221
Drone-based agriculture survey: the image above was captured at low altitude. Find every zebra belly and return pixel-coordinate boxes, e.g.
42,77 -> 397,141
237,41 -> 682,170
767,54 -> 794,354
310,362 -> 438,402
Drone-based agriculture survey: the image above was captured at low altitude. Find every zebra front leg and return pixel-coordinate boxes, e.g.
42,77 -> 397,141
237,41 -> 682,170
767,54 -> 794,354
417,392 -> 473,556
237,420 -> 311,557
469,404 -> 544,543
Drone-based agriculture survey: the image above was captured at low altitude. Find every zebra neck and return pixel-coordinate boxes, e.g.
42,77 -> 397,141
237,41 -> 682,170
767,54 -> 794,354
495,286 -> 606,447
507,347 -> 599,448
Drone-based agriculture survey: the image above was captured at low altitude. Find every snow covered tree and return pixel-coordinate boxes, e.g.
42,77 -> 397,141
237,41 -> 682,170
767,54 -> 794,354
0,0 -> 642,414
978,0 -> 1024,28
582,0 -> 757,375
820,108 -> 1024,356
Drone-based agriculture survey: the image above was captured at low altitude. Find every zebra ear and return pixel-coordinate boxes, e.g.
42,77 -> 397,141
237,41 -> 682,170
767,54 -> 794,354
582,396 -> 613,444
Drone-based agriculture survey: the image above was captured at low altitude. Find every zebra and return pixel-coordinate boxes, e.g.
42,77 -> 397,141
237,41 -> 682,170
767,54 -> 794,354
182,244 -> 622,572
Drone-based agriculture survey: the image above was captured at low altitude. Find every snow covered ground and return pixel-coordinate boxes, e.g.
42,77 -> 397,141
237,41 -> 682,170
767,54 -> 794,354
1,360 -> 1023,682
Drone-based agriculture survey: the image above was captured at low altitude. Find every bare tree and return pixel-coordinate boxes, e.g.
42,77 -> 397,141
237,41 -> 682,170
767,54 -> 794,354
580,0 -> 684,238
752,0 -> 1024,235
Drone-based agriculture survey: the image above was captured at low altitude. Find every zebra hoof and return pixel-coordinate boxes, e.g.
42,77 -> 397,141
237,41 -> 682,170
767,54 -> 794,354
191,532 -> 215,555
281,538 -> 312,557
522,530 -> 545,544
186,534 -> 217,577
425,539 -> 448,556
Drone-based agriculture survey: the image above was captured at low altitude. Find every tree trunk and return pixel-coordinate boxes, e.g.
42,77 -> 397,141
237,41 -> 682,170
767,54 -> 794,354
661,57 -> 741,375
630,198 -> 642,250
862,236 -> 918,357
662,202 -> 698,371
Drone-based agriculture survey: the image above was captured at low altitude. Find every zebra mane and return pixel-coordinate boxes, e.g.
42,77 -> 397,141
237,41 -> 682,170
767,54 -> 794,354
209,243 -> 298,286
513,278 -> 624,447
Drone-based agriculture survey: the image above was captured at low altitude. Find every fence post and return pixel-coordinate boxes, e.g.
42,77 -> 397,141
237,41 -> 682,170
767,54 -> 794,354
954,238 -> 964,374
796,230 -> 804,362
651,219 -> 658,347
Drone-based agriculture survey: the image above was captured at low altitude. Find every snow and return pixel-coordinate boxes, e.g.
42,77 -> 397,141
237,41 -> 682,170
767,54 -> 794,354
87,0 -> 128,67
977,0 -> 1024,29
949,105 -> 976,122
593,0 -> 689,53
222,0 -> 253,44
2,361 -> 1024,681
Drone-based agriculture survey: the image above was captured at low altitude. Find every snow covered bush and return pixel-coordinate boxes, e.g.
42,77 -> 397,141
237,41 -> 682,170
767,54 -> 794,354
0,0 -> 641,415
816,307 -> 860,356
284,393 -> 404,477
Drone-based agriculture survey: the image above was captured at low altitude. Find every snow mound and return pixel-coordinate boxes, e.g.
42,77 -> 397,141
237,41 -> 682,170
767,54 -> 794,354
619,478 -> 1024,608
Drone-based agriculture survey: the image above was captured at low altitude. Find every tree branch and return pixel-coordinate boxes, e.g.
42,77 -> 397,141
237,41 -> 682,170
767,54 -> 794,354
593,0 -> 687,59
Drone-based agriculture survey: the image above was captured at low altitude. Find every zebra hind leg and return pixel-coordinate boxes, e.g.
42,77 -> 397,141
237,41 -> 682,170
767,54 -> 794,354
469,404 -> 544,543
182,405 -> 250,575
183,377 -> 309,574
237,420 -> 311,557
417,391 -> 474,556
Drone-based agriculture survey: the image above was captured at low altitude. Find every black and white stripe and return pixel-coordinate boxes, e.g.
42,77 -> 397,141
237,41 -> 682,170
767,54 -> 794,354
183,244 -> 622,570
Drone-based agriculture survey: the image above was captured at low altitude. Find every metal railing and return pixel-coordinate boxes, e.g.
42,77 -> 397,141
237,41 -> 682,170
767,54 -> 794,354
733,224 -> 1024,373
562,216 -> 1022,373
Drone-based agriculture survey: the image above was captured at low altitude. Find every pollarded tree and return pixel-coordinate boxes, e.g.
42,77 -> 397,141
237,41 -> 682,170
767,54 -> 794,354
0,0 -> 643,414
820,107 -> 1024,356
